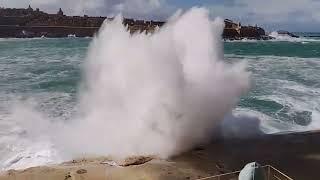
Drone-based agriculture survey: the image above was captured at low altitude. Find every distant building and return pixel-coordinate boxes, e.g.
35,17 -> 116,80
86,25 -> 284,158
224,19 -> 241,30
27,5 -> 33,12
57,8 -> 64,16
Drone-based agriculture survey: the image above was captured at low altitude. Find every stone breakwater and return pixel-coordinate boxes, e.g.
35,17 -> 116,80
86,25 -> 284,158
0,6 -> 271,39
0,18 -> 164,38
0,21 -> 163,38
0,25 -> 100,38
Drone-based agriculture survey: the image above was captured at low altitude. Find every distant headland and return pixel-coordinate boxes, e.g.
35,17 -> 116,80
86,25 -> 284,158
0,5 -> 272,40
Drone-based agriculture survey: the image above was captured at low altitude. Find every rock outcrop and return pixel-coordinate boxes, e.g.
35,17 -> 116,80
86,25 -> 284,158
223,19 -> 273,40
1,130 -> 320,180
277,30 -> 299,38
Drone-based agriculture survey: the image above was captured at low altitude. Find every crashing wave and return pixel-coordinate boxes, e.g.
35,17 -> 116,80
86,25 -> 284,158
269,31 -> 320,42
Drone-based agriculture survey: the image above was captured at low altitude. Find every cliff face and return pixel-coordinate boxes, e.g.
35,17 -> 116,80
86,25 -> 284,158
0,6 -> 268,39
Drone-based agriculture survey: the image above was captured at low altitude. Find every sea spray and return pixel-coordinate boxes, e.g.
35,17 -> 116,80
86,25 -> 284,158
53,7 -> 251,159
5,8 -> 251,165
269,31 -> 320,42
2,16 -> 320,170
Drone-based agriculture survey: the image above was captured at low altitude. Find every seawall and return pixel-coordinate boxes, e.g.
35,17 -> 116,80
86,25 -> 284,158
0,25 -> 99,38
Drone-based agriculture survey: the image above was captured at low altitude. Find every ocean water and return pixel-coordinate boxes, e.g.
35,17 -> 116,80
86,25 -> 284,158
0,32 -> 320,170
225,37 -> 320,133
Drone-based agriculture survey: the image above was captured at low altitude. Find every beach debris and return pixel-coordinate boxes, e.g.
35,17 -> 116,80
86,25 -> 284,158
76,169 -> 87,174
101,160 -> 122,167
215,162 -> 230,174
118,156 -> 153,167
64,172 -> 72,180
101,156 -> 154,167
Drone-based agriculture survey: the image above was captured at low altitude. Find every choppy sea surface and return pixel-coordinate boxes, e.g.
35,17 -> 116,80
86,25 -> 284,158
0,34 -> 320,170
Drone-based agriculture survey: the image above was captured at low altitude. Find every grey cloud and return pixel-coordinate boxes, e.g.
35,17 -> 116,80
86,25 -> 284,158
209,0 -> 320,31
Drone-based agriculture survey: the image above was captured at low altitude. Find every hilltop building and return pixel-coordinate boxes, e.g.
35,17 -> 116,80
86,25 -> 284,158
57,8 -> 64,16
27,5 -> 33,12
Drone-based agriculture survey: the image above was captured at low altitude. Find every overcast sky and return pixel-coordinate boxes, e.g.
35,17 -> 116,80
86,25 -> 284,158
0,0 -> 319,32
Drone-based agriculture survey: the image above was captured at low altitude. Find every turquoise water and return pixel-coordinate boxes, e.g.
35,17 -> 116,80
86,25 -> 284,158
1,38 -> 319,130
225,39 -> 320,132
225,41 -> 320,58
0,36 -> 320,169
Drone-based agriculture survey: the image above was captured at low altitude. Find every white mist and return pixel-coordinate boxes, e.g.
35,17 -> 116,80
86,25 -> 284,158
53,7 -> 250,159
4,8 -> 251,167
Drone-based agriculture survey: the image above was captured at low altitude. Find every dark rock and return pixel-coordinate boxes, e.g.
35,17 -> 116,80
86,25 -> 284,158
223,19 -> 270,40
64,172 -> 72,180
118,156 -> 154,167
277,30 -> 299,38
76,169 -> 87,174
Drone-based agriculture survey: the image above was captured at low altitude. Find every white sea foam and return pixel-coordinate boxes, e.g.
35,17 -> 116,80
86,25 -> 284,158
1,142 -> 59,170
269,31 -> 320,42
67,34 -> 77,38
256,94 -> 319,130
0,93 -> 74,170
224,32 -> 320,43
225,39 -> 259,43
233,108 -> 307,134
226,53 -> 320,132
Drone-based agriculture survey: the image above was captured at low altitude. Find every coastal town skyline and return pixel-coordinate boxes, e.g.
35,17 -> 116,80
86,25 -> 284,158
0,5 -> 269,40
0,0 -> 318,32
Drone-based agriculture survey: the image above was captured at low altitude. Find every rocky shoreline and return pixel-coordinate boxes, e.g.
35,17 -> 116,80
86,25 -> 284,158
0,130 -> 319,180
0,6 -> 272,40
